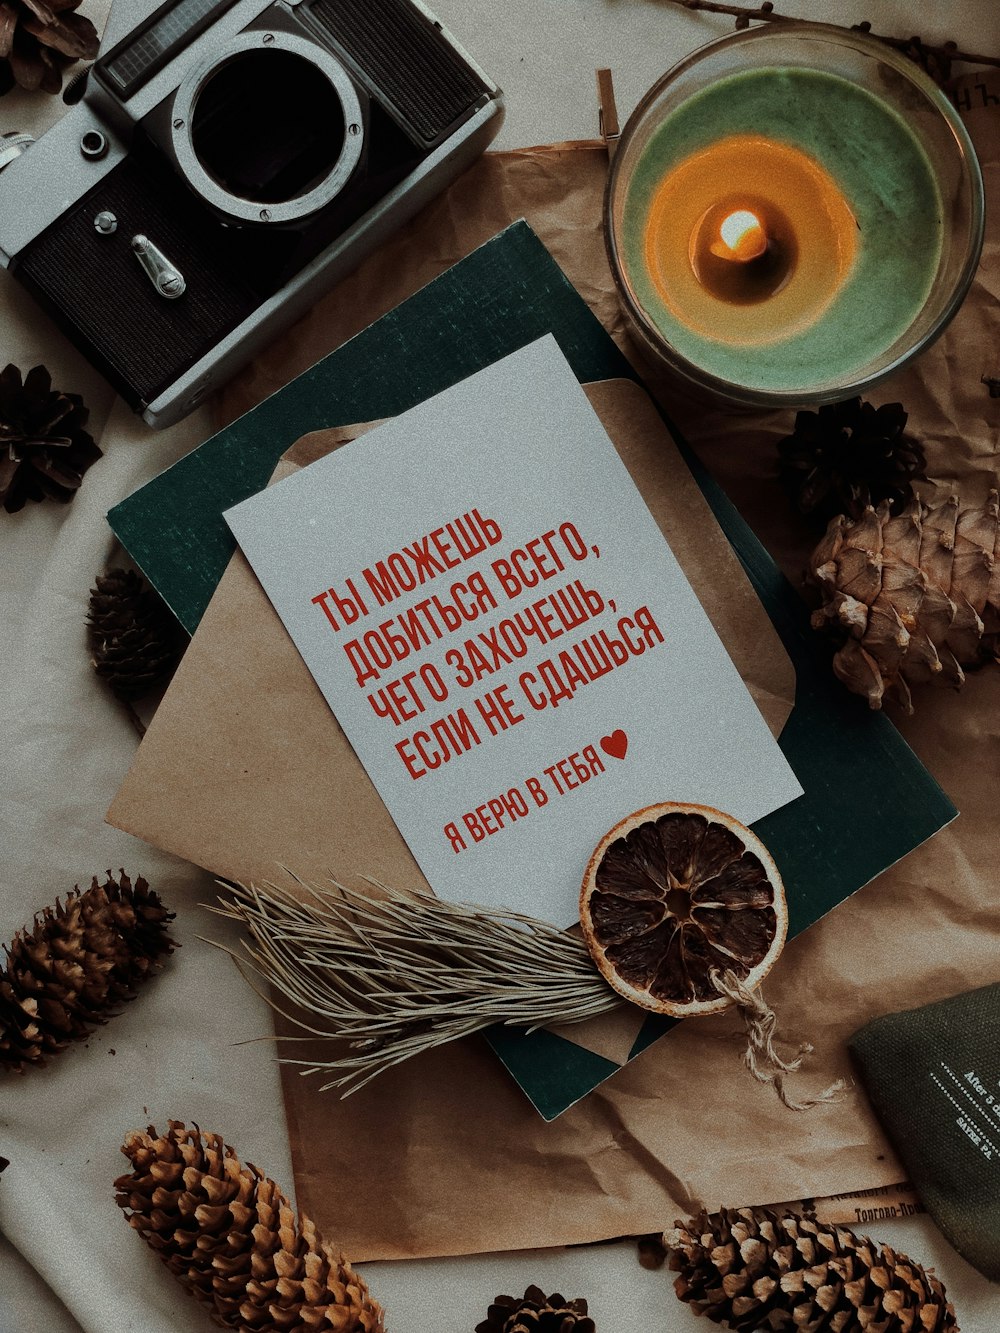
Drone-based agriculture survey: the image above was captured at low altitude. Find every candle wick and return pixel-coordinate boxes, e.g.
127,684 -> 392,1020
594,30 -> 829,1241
713,209 -> 768,263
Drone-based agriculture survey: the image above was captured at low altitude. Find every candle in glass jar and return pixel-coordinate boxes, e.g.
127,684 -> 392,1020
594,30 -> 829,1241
620,66 -> 944,393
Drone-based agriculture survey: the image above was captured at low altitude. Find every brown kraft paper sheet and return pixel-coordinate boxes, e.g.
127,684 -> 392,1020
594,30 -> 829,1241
115,71 -> 1000,1259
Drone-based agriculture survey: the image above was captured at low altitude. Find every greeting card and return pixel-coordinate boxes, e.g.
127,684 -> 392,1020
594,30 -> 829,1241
224,337 -> 801,925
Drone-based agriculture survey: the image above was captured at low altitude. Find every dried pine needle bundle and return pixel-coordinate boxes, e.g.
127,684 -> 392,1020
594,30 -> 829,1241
212,877 -> 622,1094
215,811 -> 842,1112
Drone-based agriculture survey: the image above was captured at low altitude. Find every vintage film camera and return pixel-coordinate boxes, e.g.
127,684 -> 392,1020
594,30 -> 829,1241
0,0 -> 504,426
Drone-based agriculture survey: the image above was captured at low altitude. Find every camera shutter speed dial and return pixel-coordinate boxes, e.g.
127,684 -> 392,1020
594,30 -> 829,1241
131,235 -> 186,300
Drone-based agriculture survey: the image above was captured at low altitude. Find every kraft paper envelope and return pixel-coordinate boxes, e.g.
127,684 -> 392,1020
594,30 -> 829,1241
108,378 -> 796,1076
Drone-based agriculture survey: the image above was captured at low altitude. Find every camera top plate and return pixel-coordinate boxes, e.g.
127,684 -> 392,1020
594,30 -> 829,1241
99,0 -> 245,99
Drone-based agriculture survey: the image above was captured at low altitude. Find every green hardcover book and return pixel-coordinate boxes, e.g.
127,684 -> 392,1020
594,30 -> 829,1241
109,221 -> 955,1119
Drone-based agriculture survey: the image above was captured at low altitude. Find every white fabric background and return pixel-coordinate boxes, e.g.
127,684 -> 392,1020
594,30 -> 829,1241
2,2 -> 999,1330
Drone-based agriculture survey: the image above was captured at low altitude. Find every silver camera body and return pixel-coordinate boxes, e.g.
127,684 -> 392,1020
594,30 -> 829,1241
0,0 -> 504,427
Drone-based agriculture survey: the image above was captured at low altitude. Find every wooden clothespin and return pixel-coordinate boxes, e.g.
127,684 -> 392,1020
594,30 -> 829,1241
596,68 -> 620,160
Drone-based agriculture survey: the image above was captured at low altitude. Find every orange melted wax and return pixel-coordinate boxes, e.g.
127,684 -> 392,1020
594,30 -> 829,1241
643,134 -> 858,346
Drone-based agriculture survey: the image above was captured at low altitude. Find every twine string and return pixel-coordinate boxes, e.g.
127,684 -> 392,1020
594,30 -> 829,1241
710,968 -> 847,1112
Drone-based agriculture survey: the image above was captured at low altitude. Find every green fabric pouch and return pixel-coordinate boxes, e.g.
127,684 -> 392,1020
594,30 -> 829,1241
849,983 -> 1000,1282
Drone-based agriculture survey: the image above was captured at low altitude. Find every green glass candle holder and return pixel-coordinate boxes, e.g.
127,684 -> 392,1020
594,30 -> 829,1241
605,23 -> 985,408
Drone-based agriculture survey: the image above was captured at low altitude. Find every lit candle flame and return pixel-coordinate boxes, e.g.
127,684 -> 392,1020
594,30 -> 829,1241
712,209 -> 768,263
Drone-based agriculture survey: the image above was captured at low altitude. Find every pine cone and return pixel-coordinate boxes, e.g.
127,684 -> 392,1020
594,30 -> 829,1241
636,1233 -> 668,1270
667,1208 -> 958,1331
0,871 -> 175,1072
809,492 -> 1000,711
87,568 -> 185,702
115,1121 -> 385,1333
476,1285 -> 595,1333
777,397 -> 926,526
0,1 -> 99,97
0,364 -> 101,512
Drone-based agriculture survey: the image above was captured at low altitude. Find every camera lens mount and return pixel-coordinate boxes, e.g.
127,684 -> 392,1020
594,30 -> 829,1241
169,30 -> 365,225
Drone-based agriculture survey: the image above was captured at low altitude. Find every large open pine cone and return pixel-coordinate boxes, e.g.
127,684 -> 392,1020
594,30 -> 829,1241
0,1 -> 99,96
87,568 -> 185,701
667,1208 -> 957,1331
0,871 -> 175,1071
116,1121 -> 385,1333
810,492 -> 1000,711
476,1285 -> 596,1332
0,363 -> 101,512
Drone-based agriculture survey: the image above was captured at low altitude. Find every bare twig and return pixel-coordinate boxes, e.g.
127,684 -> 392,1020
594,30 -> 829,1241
663,0 -> 1000,81
210,877 -> 623,1096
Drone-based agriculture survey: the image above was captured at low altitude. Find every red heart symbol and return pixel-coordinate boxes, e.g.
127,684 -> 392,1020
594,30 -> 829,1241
600,729 -> 628,761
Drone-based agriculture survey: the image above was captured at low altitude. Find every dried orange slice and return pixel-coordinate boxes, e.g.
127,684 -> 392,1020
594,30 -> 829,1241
580,802 -> 787,1017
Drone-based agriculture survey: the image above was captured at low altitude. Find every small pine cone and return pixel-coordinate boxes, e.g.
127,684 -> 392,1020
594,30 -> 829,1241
777,397 -> 926,526
636,1233 -> 668,1270
0,872 -> 175,1072
87,568 -> 185,701
810,492 -> 1000,711
0,364 -> 102,511
476,1285 -> 595,1333
115,1121 -> 385,1333
0,1 -> 99,97
666,1207 -> 958,1332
